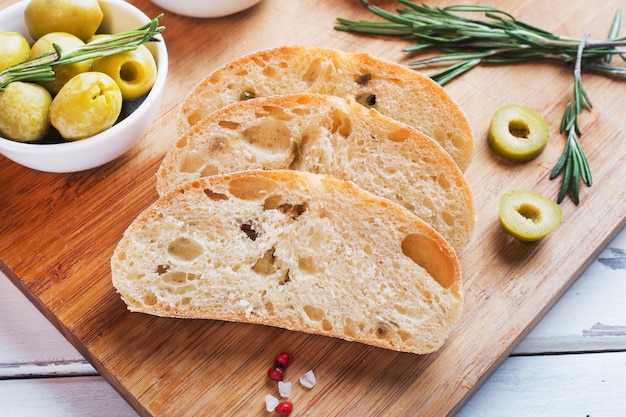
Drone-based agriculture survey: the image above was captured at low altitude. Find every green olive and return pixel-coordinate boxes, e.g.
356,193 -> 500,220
90,42 -> 157,101
0,81 -> 52,142
28,32 -> 92,95
0,30 -> 30,72
24,0 -> 103,41
50,72 -> 122,140
488,104 -> 549,162
499,190 -> 562,242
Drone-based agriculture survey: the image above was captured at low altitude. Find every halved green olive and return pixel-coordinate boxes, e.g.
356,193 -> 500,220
489,104 -> 548,162
499,190 -> 562,242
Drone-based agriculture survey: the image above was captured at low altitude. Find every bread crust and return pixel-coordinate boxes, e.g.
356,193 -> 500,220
112,170 -> 463,354
160,93 -> 475,250
176,45 -> 474,171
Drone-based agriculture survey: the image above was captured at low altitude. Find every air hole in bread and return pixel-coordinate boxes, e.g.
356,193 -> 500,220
441,211 -> 455,227
203,188 -> 229,201
422,197 -> 435,212
227,176 -> 279,200
239,90 -> 255,101
344,318 -> 358,338
322,319 -> 333,331
156,264 -> 170,275
355,92 -> 377,108
355,73 -> 371,86
252,249 -> 276,276
302,57 -> 324,86
263,194 -> 283,210
200,164 -> 219,177
242,119 -> 292,152
218,120 -> 240,130
437,173 -> 451,189
162,283 -> 195,295
167,237 -> 205,261
276,202 -> 308,219
394,303 -> 418,317
397,330 -> 411,342
298,256 -> 316,273
143,292 -> 157,306
387,126 -> 412,143
186,111 -> 203,127
330,108 -> 352,137
179,152 -> 206,173
289,139 -> 303,168
262,66 -> 278,77
161,271 -> 187,285
303,304 -> 326,322
291,107 -> 312,116
259,105 -> 295,122
375,321 -> 394,339
240,221 -> 259,241
265,301 -> 275,315
401,234 -> 456,289
275,269 -> 291,286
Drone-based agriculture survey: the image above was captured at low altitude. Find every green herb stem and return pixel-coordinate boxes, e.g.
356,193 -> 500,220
0,15 -> 164,91
550,34 -> 593,205
336,1 -> 625,204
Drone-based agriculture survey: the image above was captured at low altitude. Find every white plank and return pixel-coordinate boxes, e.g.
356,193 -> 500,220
0,352 -> 624,416
456,351 -> 626,417
514,225 -> 626,354
0,376 -> 137,417
0,271 -> 95,376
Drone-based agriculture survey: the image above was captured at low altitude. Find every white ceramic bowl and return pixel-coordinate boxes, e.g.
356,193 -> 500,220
0,0 -> 168,173
149,0 -> 262,18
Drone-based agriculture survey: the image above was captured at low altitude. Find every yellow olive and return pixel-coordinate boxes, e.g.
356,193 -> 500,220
488,104 -> 549,162
91,42 -> 157,101
0,81 -> 52,142
28,32 -> 92,95
50,72 -> 122,140
499,190 -> 562,242
0,30 -> 30,72
24,0 -> 103,41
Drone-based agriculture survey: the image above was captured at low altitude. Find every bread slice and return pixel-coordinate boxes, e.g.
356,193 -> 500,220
158,93 -> 475,251
111,170 -> 463,354
176,45 -> 474,171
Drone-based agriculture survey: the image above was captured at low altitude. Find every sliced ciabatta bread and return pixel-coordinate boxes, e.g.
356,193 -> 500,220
111,170 -> 463,354
158,93 -> 475,251
176,45 -> 474,171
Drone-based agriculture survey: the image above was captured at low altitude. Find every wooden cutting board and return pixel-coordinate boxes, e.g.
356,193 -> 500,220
1,0 -> 625,415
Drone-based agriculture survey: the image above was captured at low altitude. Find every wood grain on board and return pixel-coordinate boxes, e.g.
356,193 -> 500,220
1,0 -> 625,415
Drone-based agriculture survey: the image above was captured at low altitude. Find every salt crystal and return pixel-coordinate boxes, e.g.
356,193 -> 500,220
299,369 -> 316,388
265,394 -> 279,412
278,380 -> 292,397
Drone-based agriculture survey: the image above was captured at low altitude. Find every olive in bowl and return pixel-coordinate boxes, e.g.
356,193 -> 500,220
0,0 -> 168,173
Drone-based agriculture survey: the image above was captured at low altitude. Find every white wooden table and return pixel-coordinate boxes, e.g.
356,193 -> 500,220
1,224 -> 625,416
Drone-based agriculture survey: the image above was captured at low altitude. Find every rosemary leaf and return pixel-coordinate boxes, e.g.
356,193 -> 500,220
336,1 -> 625,204
606,8 -> 623,62
428,58 -> 482,85
0,15 -> 164,91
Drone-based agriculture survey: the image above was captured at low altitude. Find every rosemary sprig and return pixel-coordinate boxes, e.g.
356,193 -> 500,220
0,15 -> 164,91
336,1 -> 626,204
550,34 -> 593,205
